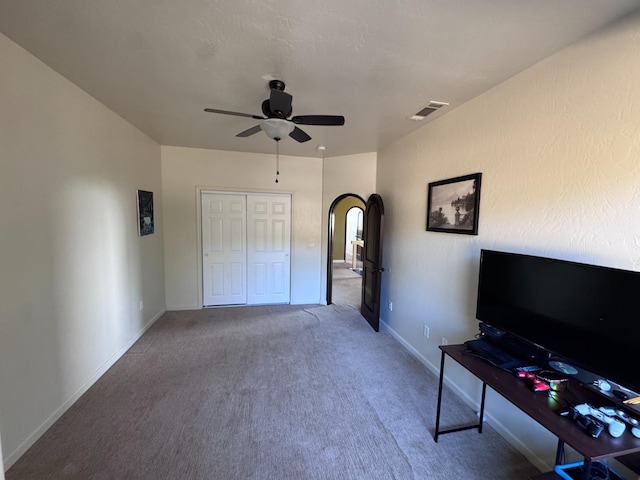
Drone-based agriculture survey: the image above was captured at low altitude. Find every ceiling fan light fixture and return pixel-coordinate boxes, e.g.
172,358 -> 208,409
260,118 -> 294,140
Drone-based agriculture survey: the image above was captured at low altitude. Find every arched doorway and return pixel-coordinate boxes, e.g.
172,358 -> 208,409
327,194 -> 365,307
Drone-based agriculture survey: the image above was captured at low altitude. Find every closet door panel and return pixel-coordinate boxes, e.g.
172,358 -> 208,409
201,193 -> 247,306
247,195 -> 291,305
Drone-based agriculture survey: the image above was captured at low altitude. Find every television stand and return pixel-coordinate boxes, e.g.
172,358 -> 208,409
434,344 -> 640,480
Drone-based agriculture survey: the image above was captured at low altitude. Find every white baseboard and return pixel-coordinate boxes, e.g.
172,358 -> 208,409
4,309 -> 166,470
380,319 -> 552,474
168,302 -> 323,310
166,304 -> 200,311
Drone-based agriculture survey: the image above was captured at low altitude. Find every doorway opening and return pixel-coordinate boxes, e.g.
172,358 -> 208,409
327,194 -> 365,309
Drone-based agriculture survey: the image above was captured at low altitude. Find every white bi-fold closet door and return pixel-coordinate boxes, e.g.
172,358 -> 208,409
201,192 -> 291,307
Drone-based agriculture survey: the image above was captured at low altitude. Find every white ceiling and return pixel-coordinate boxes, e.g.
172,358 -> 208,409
1,1 -> 639,158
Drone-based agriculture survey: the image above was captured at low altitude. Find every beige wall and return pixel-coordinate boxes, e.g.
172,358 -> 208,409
161,148 -> 377,309
0,33 -> 165,468
376,13 -> 640,471
161,146 -> 325,307
0,434 -> 4,480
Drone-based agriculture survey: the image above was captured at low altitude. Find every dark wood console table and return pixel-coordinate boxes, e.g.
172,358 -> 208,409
435,344 -> 640,480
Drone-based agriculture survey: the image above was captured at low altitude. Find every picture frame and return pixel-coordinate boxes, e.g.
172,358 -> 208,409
426,173 -> 482,235
137,190 -> 154,236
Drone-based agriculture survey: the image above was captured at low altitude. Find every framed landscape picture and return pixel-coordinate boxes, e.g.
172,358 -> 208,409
137,190 -> 154,236
426,173 -> 482,235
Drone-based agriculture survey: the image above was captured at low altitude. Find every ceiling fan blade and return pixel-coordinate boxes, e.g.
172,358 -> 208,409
291,115 -> 345,126
236,125 -> 262,137
289,127 -> 311,143
204,108 -> 264,120
269,89 -> 293,117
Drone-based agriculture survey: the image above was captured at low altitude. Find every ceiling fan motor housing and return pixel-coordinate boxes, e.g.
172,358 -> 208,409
269,79 -> 286,91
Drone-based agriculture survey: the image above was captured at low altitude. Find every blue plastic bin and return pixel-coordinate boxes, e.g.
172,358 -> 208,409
554,460 -> 624,480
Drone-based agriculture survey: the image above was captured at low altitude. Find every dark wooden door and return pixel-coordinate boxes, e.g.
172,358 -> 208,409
361,194 -> 384,331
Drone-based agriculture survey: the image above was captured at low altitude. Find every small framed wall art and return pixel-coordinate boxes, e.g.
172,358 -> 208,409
137,190 -> 154,236
426,173 -> 482,235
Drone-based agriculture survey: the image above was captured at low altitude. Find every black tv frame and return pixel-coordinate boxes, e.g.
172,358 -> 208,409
476,249 -> 640,394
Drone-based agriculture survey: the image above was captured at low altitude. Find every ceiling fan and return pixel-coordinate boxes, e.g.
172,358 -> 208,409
204,80 -> 345,143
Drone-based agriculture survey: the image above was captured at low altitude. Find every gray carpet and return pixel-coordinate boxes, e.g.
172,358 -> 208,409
6,304 -> 539,480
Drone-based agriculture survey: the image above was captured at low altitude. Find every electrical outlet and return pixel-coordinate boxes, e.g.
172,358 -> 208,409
139,301 -> 144,311
388,301 -> 393,311
441,337 -> 448,346
423,325 -> 430,338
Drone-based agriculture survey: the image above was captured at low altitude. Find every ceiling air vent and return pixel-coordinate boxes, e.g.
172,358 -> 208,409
408,101 -> 450,121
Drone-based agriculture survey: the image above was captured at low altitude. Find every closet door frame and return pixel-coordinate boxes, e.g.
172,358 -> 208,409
197,188 -> 292,308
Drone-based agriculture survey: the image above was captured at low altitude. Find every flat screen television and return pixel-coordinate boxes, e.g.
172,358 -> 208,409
476,249 -> 640,394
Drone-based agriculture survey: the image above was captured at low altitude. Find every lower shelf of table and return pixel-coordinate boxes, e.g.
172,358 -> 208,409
617,452 -> 640,474
529,472 -> 562,480
529,452 -> 640,479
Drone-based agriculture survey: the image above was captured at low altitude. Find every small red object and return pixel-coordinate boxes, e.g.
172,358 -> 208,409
516,370 -> 551,392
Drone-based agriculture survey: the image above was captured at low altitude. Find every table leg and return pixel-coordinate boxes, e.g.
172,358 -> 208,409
580,458 -> 592,480
434,349 -> 446,442
478,382 -> 487,434
554,439 -> 565,466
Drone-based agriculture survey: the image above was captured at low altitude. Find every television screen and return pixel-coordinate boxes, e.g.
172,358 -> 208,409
476,249 -> 640,394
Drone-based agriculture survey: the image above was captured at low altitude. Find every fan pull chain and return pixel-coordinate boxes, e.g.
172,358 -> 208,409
275,140 -> 280,183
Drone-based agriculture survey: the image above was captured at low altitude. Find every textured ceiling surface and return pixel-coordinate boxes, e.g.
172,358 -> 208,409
1,0 -> 639,157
